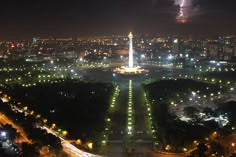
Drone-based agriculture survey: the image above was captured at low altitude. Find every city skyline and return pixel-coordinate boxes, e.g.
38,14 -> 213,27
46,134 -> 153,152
0,5 -> 236,155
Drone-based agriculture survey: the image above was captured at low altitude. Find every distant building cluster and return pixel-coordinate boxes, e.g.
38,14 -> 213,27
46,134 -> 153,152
0,34 -> 236,63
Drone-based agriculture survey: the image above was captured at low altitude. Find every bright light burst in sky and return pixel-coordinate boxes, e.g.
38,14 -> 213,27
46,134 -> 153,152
180,0 -> 185,7
176,0 -> 189,23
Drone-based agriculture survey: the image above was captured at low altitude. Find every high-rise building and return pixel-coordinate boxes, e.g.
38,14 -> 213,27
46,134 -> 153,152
172,38 -> 179,54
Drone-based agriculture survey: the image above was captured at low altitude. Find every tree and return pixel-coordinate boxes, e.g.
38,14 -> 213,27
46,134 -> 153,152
20,142 -> 39,157
209,142 -> 225,156
229,153 -> 236,157
203,107 -> 216,117
44,133 -> 62,153
197,143 -> 208,157
184,106 -> 199,118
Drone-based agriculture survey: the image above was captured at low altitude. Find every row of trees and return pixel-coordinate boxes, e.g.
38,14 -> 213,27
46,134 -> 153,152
144,79 -> 225,104
202,71 -> 236,82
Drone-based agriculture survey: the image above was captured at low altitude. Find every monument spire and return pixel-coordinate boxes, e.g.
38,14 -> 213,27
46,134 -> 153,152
128,32 -> 133,68
113,32 -> 147,74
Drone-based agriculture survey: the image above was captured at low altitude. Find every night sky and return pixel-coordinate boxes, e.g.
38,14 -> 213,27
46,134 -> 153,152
1,0 -> 236,40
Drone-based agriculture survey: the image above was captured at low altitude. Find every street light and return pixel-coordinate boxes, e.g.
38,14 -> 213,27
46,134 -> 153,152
167,54 -> 173,60
232,143 -> 235,147
1,131 -> 6,137
62,130 -> 68,136
87,142 -> 93,149
192,91 -> 196,96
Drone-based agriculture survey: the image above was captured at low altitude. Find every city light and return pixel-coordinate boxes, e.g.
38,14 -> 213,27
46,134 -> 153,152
87,142 -> 93,150
0,23 -> 236,157
167,54 -> 174,60
1,131 -> 6,137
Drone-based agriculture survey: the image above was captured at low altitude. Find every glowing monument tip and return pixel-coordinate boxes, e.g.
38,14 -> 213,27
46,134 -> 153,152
128,32 -> 133,38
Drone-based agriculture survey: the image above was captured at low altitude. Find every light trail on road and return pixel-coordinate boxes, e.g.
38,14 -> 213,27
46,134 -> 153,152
42,126 -> 103,157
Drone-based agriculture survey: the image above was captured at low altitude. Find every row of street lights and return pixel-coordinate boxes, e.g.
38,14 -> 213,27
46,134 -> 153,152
102,85 -> 120,146
127,80 -> 134,136
144,92 -> 156,141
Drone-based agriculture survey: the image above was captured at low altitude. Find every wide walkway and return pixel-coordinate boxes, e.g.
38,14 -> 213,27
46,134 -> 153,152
107,79 -> 154,157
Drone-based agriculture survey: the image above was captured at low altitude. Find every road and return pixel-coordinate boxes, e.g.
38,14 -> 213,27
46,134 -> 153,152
151,152 -> 187,157
0,112 -> 32,144
42,126 -> 103,157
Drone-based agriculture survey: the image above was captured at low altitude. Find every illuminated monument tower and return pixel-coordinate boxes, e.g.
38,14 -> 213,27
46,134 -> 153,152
113,32 -> 147,74
128,32 -> 133,68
